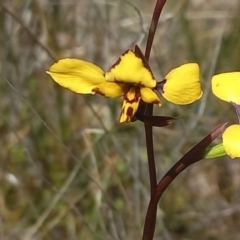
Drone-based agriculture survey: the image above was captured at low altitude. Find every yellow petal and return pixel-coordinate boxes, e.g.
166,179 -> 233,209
212,72 -> 240,104
92,82 -> 128,98
119,87 -> 141,123
47,58 -> 105,94
222,124 -> 240,159
105,50 -> 157,89
140,87 -> 161,106
162,63 -> 202,104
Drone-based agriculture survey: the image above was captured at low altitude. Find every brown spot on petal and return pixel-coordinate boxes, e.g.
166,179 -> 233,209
92,88 -> 105,96
125,87 -> 141,103
126,107 -> 134,119
153,99 -> 161,105
119,106 -> 130,122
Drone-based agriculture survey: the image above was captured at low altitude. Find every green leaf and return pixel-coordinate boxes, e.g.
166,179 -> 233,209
204,143 -> 227,159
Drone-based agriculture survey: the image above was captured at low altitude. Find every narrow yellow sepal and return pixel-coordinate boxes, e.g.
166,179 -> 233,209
119,87 -> 141,123
92,82 -> 128,98
162,63 -> 202,104
140,87 -> 161,106
222,125 -> 240,159
212,72 -> 240,104
47,58 -> 105,94
105,50 -> 157,89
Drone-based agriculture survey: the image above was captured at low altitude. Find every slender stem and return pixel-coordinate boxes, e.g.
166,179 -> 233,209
142,123 -> 227,240
145,0 -> 167,61
143,157 -> 203,240
232,103 -> 240,123
143,0 -> 167,199
142,1 -> 167,239
144,114 -> 157,198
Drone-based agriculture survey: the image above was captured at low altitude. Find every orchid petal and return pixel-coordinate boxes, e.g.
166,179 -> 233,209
140,87 -> 161,106
212,72 -> 240,104
92,82 -> 128,97
160,63 -> 202,104
105,50 -> 157,88
47,58 -> 105,94
119,87 -> 141,123
222,124 -> 240,159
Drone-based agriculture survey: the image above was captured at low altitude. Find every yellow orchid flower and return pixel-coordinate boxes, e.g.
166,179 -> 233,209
212,72 -> 240,158
47,49 -> 202,123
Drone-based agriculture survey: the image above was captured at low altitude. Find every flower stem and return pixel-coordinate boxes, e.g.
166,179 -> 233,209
145,0 -> 167,61
232,103 -> 240,122
142,0 -> 167,239
144,119 -> 157,198
143,161 -> 200,240
142,123 -> 227,240
144,0 -> 168,197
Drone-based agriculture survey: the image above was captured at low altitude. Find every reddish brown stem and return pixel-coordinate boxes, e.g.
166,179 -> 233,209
145,0 -> 167,61
143,0 -> 167,238
144,119 -> 157,198
144,0 -> 167,199
142,123 -> 227,240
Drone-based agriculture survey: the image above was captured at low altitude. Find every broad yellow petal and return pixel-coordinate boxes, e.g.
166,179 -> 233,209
105,50 -> 156,89
212,72 -> 240,104
161,63 -> 202,104
47,58 -> 105,94
140,87 -> 161,106
119,87 -> 141,123
222,124 -> 240,159
92,82 -> 128,97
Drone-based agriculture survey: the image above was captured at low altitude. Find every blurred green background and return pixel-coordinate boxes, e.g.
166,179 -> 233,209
1,0 -> 240,239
